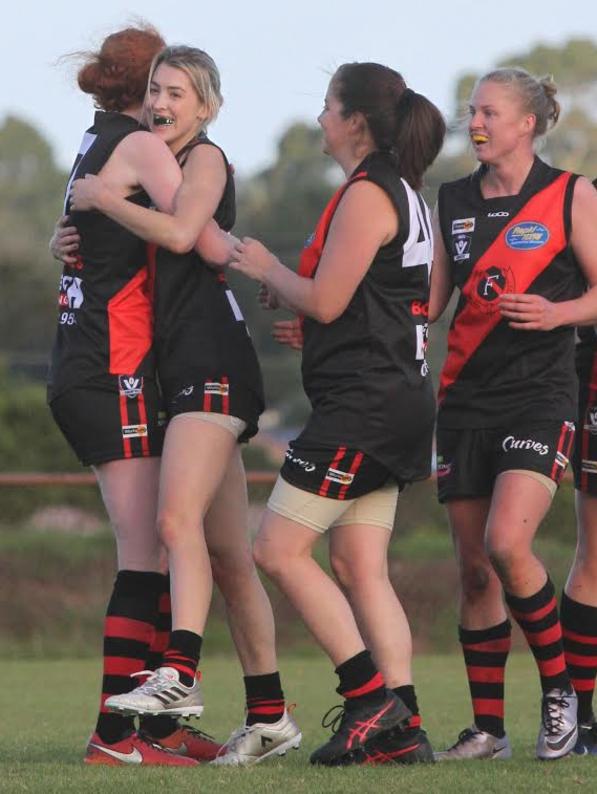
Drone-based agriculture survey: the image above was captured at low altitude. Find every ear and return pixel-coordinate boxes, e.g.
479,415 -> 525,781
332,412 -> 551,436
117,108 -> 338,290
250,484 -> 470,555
350,111 -> 368,136
522,113 -> 536,136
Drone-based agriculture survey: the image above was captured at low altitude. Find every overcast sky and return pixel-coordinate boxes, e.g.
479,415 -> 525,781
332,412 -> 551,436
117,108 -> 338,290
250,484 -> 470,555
3,0 -> 596,176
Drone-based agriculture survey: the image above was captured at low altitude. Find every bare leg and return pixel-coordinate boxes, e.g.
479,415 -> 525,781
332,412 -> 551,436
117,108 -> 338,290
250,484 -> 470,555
484,472 -> 552,597
205,448 -> 277,675
94,457 -> 163,571
157,417 -> 237,634
566,492 -> 597,606
329,523 -> 411,688
254,509 -> 365,666
447,497 -> 506,628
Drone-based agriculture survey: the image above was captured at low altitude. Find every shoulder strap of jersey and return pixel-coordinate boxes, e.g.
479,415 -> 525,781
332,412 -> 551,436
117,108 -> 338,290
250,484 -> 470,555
439,170 -> 573,403
297,171 -> 366,279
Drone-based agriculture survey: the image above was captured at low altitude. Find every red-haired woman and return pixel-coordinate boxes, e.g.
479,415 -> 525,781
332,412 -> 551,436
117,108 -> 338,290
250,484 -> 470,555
49,25 -> 228,766
230,62 -> 445,766
65,45 -> 300,767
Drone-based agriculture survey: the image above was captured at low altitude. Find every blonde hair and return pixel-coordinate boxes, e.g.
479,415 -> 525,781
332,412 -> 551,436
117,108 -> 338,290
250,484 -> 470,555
478,67 -> 560,137
149,45 -> 223,126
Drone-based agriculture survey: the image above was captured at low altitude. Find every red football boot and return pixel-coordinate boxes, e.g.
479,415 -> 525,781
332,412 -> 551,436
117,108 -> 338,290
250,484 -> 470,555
84,731 -> 198,766
150,725 -> 223,762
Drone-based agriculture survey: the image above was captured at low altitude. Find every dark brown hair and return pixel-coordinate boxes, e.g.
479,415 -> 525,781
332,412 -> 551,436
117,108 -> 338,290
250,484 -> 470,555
77,24 -> 165,112
332,62 -> 445,189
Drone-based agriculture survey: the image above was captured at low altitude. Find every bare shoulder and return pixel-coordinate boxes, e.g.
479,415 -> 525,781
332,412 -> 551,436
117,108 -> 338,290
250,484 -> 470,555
338,178 -> 395,216
573,175 -> 597,207
184,142 -> 227,173
113,131 -> 172,164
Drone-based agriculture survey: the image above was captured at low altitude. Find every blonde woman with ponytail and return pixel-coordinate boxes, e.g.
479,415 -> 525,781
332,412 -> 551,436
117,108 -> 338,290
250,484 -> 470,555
430,67 -> 597,761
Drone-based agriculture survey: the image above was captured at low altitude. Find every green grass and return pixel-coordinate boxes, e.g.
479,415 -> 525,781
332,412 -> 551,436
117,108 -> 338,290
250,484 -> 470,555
1,655 -> 595,793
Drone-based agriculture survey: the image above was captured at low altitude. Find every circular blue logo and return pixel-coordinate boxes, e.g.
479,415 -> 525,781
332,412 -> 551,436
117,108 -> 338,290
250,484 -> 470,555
505,221 -> 550,250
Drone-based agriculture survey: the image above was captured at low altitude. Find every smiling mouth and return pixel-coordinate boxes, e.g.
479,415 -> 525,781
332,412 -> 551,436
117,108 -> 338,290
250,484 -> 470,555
471,133 -> 489,144
153,115 -> 174,126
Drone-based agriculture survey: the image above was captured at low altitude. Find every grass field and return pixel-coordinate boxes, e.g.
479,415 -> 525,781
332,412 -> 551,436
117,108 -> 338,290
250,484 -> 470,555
2,654 -> 595,793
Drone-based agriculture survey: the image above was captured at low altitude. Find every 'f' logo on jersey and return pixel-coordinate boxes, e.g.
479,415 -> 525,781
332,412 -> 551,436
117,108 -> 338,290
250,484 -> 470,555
119,376 -> 143,398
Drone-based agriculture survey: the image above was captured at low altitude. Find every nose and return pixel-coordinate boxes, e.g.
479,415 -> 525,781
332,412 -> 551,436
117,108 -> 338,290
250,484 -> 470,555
469,108 -> 483,130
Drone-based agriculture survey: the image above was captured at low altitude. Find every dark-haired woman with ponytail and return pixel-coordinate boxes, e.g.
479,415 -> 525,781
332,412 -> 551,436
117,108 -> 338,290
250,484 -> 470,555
231,61 -> 445,766
430,68 -> 597,761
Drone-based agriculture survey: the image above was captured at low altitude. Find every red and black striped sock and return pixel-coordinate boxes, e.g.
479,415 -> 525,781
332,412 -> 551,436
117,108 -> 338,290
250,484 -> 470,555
163,629 -> 202,687
336,650 -> 386,707
561,590 -> 597,724
459,620 -> 511,738
244,672 -> 285,726
392,684 -> 421,730
96,570 -> 163,744
506,578 -> 571,693
140,574 -> 179,740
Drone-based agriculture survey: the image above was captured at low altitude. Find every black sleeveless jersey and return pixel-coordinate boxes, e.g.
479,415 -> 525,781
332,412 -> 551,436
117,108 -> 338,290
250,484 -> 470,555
437,157 -> 583,429
294,150 -> 435,484
48,112 -> 154,401
153,135 -> 264,436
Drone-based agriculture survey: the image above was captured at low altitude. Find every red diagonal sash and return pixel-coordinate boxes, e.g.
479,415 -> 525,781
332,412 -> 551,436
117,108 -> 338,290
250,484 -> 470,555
439,172 -> 571,403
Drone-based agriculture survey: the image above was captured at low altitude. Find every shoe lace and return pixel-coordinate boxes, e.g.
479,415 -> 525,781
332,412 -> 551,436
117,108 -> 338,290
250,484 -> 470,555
321,704 -> 350,735
130,668 -> 171,695
542,694 -> 569,736
450,727 -> 479,749
180,723 -> 217,742
136,731 -> 177,754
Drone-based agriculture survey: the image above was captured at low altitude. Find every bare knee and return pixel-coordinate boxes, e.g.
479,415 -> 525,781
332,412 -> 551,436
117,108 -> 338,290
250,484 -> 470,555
330,551 -> 382,592
486,539 -> 526,582
253,536 -> 294,581
460,560 -> 496,603
157,510 -> 196,551
210,545 -> 256,590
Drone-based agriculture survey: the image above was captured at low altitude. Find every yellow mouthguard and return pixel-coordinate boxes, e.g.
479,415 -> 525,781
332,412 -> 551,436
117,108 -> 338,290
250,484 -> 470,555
472,133 -> 489,144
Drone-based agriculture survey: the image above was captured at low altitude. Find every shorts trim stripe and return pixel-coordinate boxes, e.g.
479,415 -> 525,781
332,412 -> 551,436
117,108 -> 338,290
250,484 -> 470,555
136,392 -> 150,457
119,394 -> 132,459
203,377 -> 212,412
319,446 -> 347,498
222,375 -> 230,415
550,422 -> 574,483
338,451 -> 365,501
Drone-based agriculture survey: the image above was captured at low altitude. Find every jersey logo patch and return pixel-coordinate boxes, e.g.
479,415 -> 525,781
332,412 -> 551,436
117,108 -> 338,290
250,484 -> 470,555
204,382 -> 230,396
452,218 -> 475,234
470,266 -> 514,313
118,376 -> 143,398
122,424 -> 148,439
505,221 -> 550,250
325,468 -> 355,485
452,234 -> 472,261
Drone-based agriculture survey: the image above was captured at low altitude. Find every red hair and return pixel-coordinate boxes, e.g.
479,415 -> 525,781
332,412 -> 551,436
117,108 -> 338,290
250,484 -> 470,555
77,24 -> 165,112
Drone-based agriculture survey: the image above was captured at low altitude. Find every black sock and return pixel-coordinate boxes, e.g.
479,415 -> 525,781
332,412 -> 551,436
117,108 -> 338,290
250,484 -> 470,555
244,672 -> 285,726
140,575 -> 180,739
506,578 -> 570,694
96,570 -> 163,744
561,591 -> 597,724
393,684 -> 420,729
336,650 -> 385,707
163,629 -> 202,687
459,620 -> 511,738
